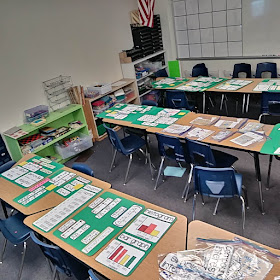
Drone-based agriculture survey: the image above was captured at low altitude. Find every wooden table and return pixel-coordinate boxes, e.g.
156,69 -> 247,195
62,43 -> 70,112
24,189 -> 187,280
206,78 -> 264,113
0,154 -> 111,216
147,112 -> 274,214
154,77 -> 269,114
188,221 -> 280,280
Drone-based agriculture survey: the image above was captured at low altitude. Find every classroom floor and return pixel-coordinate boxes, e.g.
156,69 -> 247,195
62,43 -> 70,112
1,98 -> 280,280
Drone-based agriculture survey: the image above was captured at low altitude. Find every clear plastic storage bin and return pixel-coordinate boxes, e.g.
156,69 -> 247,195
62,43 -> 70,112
54,133 -> 93,159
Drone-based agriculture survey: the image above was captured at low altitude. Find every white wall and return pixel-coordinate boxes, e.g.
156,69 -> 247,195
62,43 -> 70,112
155,0 -> 280,77
0,0 -> 137,132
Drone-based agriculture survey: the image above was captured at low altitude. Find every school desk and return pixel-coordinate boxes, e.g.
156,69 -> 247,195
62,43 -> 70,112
187,220 -> 280,280
24,189 -> 187,280
207,78 -> 264,113
0,154 -> 111,216
146,112 -> 275,215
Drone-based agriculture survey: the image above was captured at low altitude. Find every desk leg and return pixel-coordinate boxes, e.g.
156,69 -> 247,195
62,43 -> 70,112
254,152 -> 265,214
202,92 -> 206,113
1,200 -> 8,218
246,93 -> 250,113
242,93 -> 246,114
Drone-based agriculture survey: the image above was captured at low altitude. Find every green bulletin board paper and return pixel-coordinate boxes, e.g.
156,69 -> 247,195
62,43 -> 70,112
168,61 -> 181,77
13,179 -> 54,207
95,208 -> 177,276
131,108 -> 190,128
53,192 -> 145,256
96,104 -> 151,123
0,155 -> 63,188
152,78 -> 189,89
260,124 -> 280,155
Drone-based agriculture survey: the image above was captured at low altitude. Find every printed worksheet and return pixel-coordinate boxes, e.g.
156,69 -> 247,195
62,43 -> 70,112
163,124 -> 191,135
230,132 -> 264,147
239,122 -> 264,133
190,117 -> 218,126
187,127 -> 215,140
1,166 -> 29,180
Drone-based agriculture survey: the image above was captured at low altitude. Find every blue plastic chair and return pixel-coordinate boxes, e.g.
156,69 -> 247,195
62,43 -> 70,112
0,160 -> 16,218
104,123 -> 154,185
30,232 -> 89,280
255,62 -> 277,78
0,212 -> 32,280
232,63 -> 252,78
155,68 -> 168,78
142,100 -> 158,106
192,166 -> 247,234
183,139 -> 238,201
192,63 -> 209,77
165,90 -> 194,111
154,133 -> 190,191
72,163 -> 94,177
88,269 -> 99,280
258,91 -> 280,122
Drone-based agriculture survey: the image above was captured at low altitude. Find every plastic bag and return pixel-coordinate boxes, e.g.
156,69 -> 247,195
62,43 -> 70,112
186,238 -> 280,280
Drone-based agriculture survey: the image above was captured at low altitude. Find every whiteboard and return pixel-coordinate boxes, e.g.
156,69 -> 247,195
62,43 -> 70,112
243,0 -> 280,56
173,0 -> 280,59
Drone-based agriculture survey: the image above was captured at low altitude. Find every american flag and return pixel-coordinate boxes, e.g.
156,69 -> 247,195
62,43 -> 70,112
138,0 -> 155,28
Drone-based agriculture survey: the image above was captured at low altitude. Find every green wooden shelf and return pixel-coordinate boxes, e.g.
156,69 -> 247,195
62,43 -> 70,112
4,104 -> 91,162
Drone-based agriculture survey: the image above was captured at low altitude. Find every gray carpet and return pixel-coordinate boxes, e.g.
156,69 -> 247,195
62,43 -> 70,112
1,131 -> 280,280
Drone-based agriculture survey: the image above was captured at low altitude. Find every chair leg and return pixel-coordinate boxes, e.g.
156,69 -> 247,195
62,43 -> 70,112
109,150 -> 117,172
0,238 -> 7,264
52,268 -> 58,280
267,155 -> 273,190
242,185 -> 249,209
124,154 -> 133,185
213,198 -> 221,215
192,194 -> 197,221
154,157 -> 165,190
17,241 -> 27,280
177,161 -> 183,169
182,164 -> 193,200
240,196 -> 246,235
139,148 -> 155,180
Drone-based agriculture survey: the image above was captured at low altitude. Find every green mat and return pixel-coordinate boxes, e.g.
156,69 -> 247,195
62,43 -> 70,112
152,77 -> 189,89
260,124 -> 280,155
96,104 -> 153,123
168,61 -> 181,77
131,108 -> 190,128
0,155 -> 63,188
260,79 -> 280,92
95,208 -> 177,276
176,77 -> 228,92
53,192 -> 145,256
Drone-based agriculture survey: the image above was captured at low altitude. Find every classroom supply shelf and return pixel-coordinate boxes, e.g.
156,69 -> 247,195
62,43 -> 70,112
83,78 -> 140,141
121,50 -> 166,99
4,104 -> 90,163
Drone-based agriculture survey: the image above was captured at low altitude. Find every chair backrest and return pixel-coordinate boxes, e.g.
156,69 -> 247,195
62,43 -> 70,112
103,123 -> 125,154
186,139 -> 216,167
165,90 -> 192,110
155,68 -> 168,78
156,133 -> 189,162
0,160 -> 16,174
192,63 -> 209,77
255,62 -> 277,78
72,163 -> 94,177
142,100 -> 158,106
30,232 -> 88,280
232,63 -> 252,78
260,91 -> 280,115
194,166 -> 240,198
